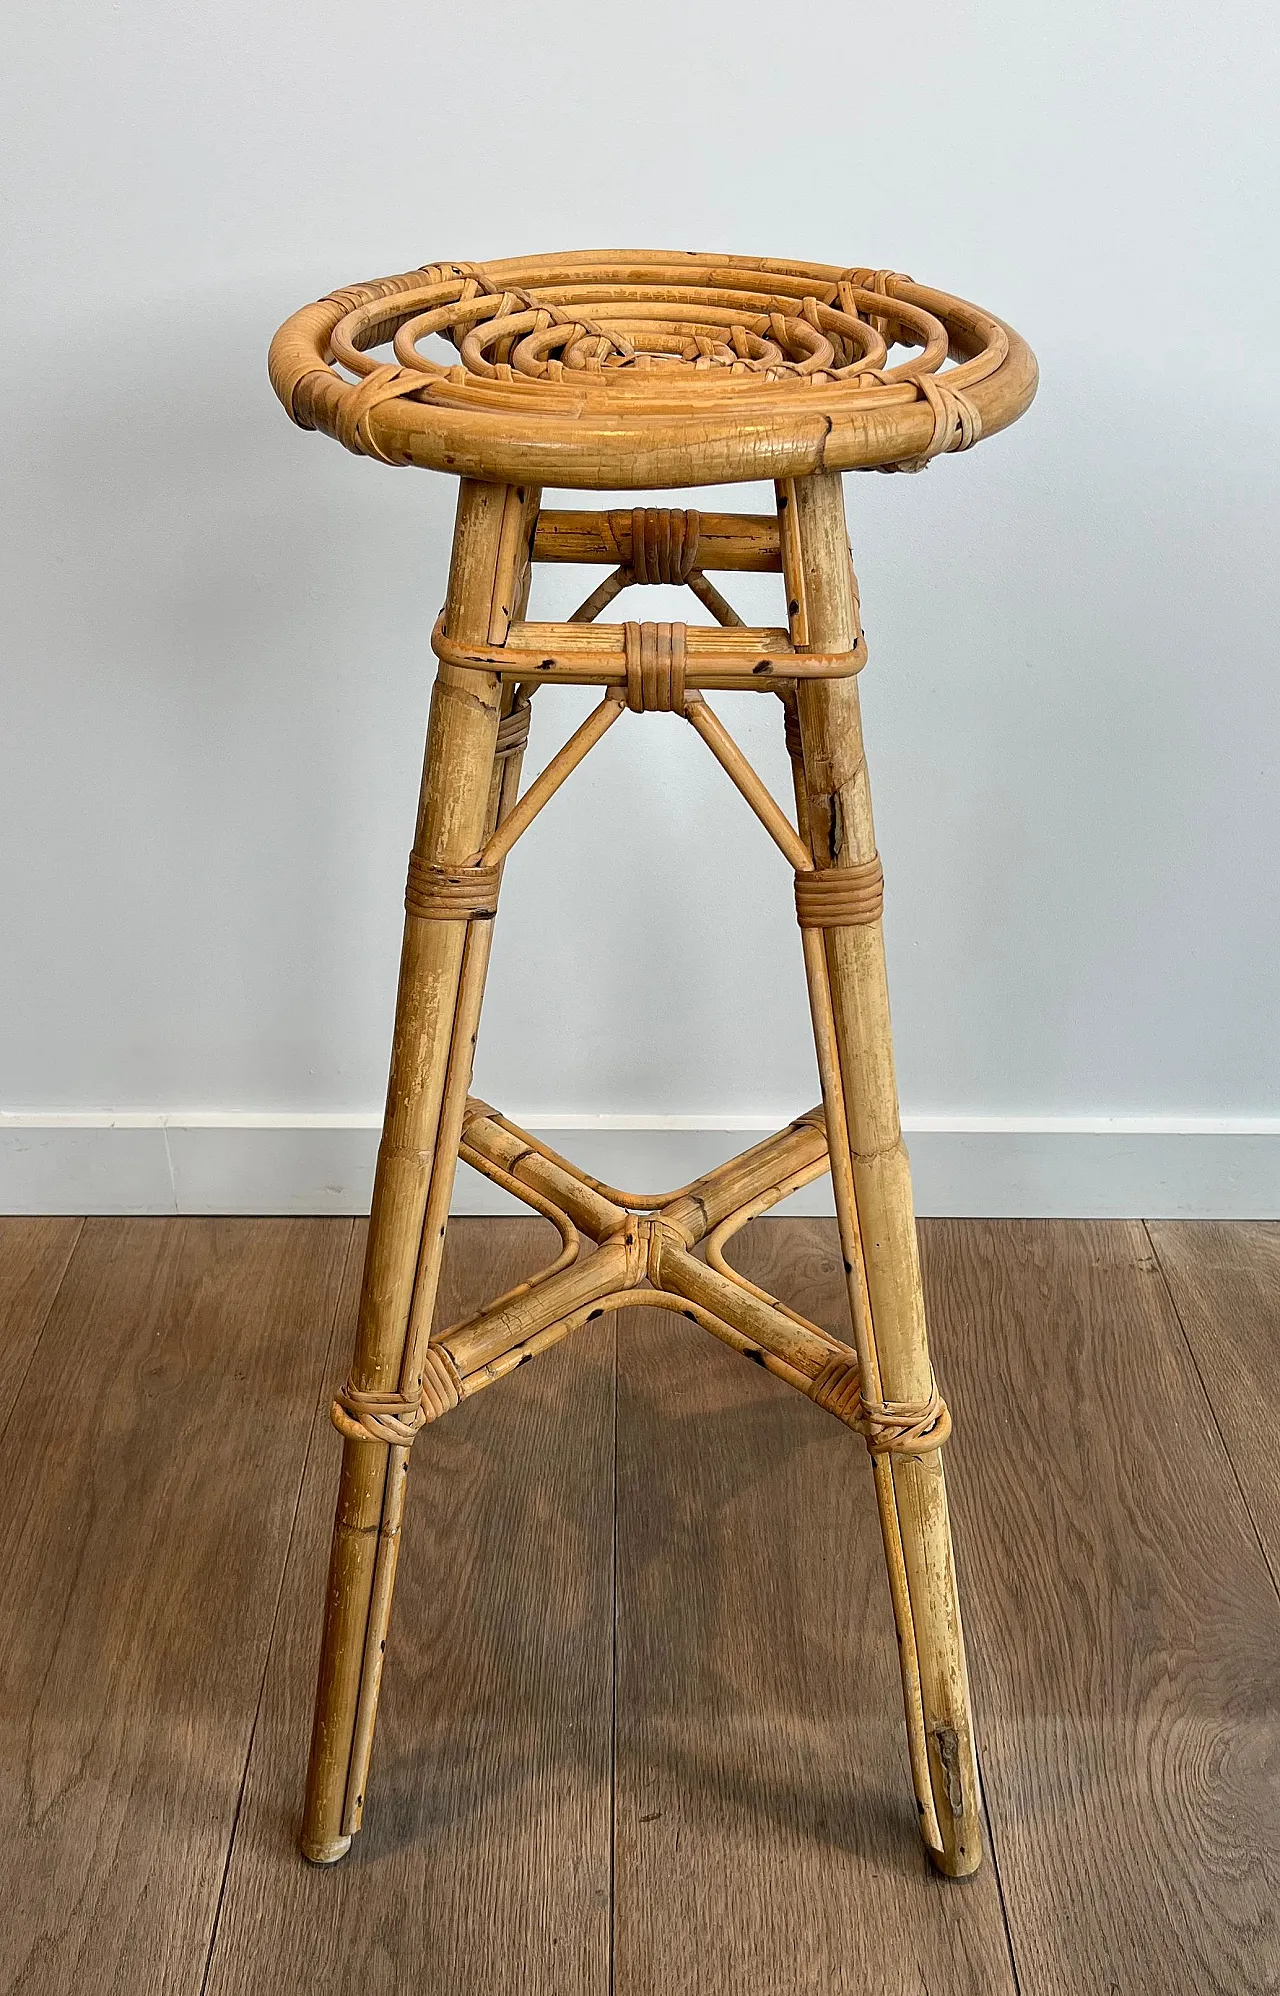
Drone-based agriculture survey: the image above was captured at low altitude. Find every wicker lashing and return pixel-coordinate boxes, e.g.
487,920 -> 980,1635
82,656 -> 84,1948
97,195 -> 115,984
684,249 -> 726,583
332,1346 -> 463,1445
404,854 -> 501,921
493,700 -> 531,758
794,857 -> 885,927
623,621 -> 686,713
809,1351 -> 952,1453
628,507 -> 701,585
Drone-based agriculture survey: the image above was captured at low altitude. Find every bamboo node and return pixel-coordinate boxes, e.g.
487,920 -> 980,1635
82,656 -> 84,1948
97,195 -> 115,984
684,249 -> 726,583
794,857 -> 884,928
623,622 -> 688,713
809,1353 -> 952,1455
404,852 -> 501,921
332,1347 -> 463,1446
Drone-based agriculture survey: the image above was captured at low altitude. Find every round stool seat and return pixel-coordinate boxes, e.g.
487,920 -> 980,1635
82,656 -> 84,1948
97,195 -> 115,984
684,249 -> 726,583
269,249 -> 1037,489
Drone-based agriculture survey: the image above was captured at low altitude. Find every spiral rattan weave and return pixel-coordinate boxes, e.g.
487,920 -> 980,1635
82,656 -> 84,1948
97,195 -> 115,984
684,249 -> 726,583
270,249 -> 1037,487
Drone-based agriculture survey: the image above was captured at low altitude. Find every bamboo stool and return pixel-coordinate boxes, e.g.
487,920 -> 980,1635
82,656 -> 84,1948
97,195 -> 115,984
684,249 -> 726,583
269,251 -> 1037,1879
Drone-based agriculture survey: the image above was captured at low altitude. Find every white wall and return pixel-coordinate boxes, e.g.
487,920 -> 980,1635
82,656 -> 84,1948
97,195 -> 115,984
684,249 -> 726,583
3,0 -> 1278,1215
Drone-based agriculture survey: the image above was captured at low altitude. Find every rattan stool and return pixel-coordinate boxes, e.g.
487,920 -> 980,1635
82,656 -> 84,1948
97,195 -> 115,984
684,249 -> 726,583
269,251 -> 1037,1879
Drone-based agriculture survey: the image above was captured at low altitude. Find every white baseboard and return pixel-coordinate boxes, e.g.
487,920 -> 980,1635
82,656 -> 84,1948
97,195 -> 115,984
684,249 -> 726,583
1,1111 -> 1278,1219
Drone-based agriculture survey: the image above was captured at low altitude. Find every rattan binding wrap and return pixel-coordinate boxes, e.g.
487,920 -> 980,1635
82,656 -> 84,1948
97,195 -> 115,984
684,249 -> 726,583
794,857 -> 885,927
629,507 -> 701,584
332,1346 -> 464,1445
493,701 -> 531,758
623,622 -> 686,712
809,1352 -> 952,1453
404,854 -> 501,921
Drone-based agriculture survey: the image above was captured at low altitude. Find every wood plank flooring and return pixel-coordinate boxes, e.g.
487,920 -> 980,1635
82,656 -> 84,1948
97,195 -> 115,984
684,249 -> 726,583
0,1215 -> 1276,1994
0,1219 -> 355,1995
613,1224 -> 1017,1996
1148,1221 -> 1280,1577
0,1215 -> 80,1428
923,1221 -> 1280,1995
205,1222 -> 616,1996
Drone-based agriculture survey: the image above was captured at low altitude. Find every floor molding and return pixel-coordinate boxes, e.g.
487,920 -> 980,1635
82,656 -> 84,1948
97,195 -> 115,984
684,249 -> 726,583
2,1111 -> 1278,1218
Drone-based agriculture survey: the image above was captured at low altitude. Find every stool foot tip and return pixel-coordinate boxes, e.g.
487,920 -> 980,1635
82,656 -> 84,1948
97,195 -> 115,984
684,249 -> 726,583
301,1832 -> 353,1865
928,1835 -> 982,1880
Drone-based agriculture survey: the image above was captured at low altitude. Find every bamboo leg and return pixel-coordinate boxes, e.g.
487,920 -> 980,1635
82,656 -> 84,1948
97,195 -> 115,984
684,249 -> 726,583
781,471 -> 982,1877
300,479 -> 534,1863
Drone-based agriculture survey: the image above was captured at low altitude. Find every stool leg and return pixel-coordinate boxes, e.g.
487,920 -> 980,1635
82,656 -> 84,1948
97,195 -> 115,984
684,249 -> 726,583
300,479 -> 535,1863
781,471 -> 982,1877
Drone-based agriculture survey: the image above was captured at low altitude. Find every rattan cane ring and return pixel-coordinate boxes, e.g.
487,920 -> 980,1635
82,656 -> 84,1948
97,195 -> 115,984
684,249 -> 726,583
404,853 -> 501,921
630,508 -> 701,585
794,858 -> 885,927
494,702 -> 532,758
269,251 -> 1038,487
623,622 -> 687,713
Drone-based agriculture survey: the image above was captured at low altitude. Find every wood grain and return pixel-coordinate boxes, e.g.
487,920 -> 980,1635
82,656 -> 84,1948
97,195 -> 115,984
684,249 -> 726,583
0,1216 -> 353,1996
205,1219 -> 615,1996
921,1218 -> 1280,1996
0,1217 -> 81,1432
1148,1221 -> 1280,1582
613,1219 -> 1017,1996
3,1215 -> 1275,1993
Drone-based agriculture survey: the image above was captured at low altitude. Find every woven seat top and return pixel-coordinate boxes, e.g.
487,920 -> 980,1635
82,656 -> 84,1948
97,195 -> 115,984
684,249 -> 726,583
269,250 -> 1037,490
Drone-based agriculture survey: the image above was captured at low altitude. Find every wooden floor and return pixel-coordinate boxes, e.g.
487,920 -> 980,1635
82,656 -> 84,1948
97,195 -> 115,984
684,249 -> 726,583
1,1216 -> 1277,1994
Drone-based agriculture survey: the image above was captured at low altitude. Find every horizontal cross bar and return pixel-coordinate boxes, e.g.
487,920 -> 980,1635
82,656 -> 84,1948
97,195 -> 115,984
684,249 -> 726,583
437,1212 -> 847,1389
457,1286 -> 818,1406
533,509 -> 780,572
442,1235 -> 635,1374
441,1102 -> 840,1383
355,1102 -> 945,1460
433,616 -> 864,688
460,1098 -> 829,1248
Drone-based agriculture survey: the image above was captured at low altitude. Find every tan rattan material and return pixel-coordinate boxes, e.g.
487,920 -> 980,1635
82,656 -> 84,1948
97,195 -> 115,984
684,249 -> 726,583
270,250 -> 1037,488
794,857 -> 885,927
403,855 -> 501,921
274,250 -> 1037,1885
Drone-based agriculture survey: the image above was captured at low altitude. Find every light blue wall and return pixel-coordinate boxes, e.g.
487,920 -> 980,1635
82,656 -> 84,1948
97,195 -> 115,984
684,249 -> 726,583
3,0 -> 1278,1211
